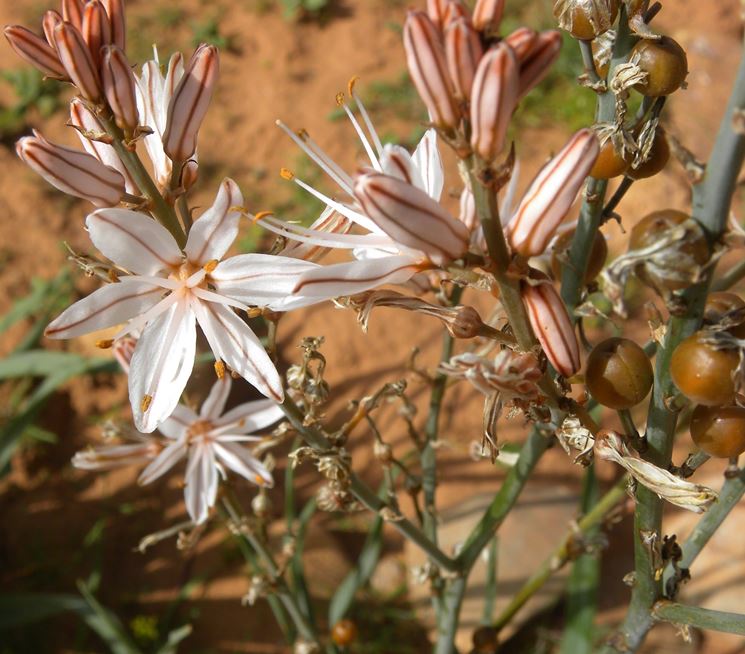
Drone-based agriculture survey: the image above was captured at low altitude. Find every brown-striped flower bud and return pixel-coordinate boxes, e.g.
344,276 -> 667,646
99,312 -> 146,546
508,129 -> 599,257
472,0 -> 506,36
62,0 -> 85,30
517,30 -> 562,100
443,1 -> 469,29
17,131 -> 125,206
445,18 -> 483,102
42,11 -> 63,47
521,279 -> 580,378
4,26 -> 67,79
162,43 -> 219,162
403,11 -> 460,131
101,45 -> 138,131
353,172 -> 469,266
181,159 -> 199,191
102,0 -> 125,50
53,21 -> 102,101
426,0 -> 450,30
82,0 -> 111,67
504,27 -> 538,60
470,43 -> 519,162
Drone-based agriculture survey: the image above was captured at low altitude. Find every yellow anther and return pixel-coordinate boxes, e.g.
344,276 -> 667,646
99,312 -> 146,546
253,210 -> 274,224
280,167 -> 295,181
203,259 -> 218,273
296,128 -> 309,141
247,307 -> 263,319
347,75 -> 360,96
141,394 -> 153,413
254,474 -> 266,486
335,91 -> 345,106
214,360 -> 226,379
229,204 -> 248,215
108,270 -> 119,283
95,338 -> 114,349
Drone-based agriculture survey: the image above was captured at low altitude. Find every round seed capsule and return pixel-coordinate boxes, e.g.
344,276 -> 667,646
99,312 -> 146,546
551,228 -> 608,282
590,138 -> 631,179
704,292 -> 745,338
331,619 -> 358,647
585,337 -> 653,409
670,332 -> 739,406
631,36 -> 688,97
690,404 -> 745,459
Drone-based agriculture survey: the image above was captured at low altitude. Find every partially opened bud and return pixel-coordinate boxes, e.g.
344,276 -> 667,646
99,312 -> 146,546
81,0 -> 111,67
101,45 -> 139,131
102,0 -> 126,50
517,30 -> 562,100
521,279 -> 580,378
17,131 -> 125,206
445,18 -> 483,102
181,159 -> 199,190
504,27 -> 538,60
354,172 -> 469,266
4,26 -> 67,79
472,0 -> 506,35
162,43 -> 219,162
42,10 -> 63,47
508,129 -> 599,257
62,0 -> 85,30
53,21 -> 102,101
403,11 -> 460,131
470,43 -> 519,162
426,0 -> 450,30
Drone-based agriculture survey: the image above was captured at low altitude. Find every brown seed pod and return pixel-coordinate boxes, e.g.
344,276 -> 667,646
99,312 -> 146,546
690,404 -> 745,459
550,228 -> 607,282
704,292 -> 745,338
590,137 -> 631,179
585,337 -> 653,409
670,332 -> 739,407
631,36 -> 688,97
331,619 -> 358,647
627,128 -> 670,180
553,0 -> 619,41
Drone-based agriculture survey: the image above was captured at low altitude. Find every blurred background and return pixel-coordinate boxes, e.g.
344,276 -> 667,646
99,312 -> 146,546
1,0 -> 744,652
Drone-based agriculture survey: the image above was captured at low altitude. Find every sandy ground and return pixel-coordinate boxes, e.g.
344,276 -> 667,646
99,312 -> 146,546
1,0 -> 745,652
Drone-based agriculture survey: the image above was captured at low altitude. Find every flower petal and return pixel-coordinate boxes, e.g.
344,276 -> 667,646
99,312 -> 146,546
158,404 -> 198,439
215,398 -> 284,433
193,301 -> 284,403
129,300 -> 197,432
184,178 -> 243,266
292,254 -> 420,298
412,128 -> 444,201
87,209 -> 183,274
45,280 -> 162,339
200,376 -> 232,420
137,437 -> 187,485
184,443 -> 218,524
213,442 -> 273,487
380,145 -> 426,192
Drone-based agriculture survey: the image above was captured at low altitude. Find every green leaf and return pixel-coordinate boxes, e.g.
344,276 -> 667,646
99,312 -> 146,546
77,580 -> 143,654
154,625 -> 192,654
0,350 -> 110,379
0,592 -> 89,629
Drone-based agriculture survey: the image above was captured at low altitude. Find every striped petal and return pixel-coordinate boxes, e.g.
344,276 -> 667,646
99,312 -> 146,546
199,376 -> 232,420
412,129 -> 444,201
138,437 -> 187,485
184,443 -> 218,523
215,398 -> 284,434
4,25 -> 67,79
213,442 -> 273,487
184,178 -> 242,266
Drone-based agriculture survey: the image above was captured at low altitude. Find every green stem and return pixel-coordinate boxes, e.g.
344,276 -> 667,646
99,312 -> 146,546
652,602 -> 745,636
492,475 -> 627,632
481,537 -> 498,625
434,575 -> 467,654
280,396 -> 458,572
713,258 -> 745,291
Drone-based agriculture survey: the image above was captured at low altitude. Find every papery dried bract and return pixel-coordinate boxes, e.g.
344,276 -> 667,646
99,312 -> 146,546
508,128 -> 598,256
521,279 -> 580,377
163,43 -> 219,162
472,0 -> 506,35
353,172 -> 469,266
17,131 -> 125,206
101,45 -> 139,131
403,11 -> 460,131
445,18 -> 483,102
470,43 -> 519,162
53,20 -> 102,101
4,25 -> 67,79
440,350 -> 541,398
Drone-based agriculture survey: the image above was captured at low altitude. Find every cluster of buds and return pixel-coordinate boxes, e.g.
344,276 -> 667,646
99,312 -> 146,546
404,0 -> 562,163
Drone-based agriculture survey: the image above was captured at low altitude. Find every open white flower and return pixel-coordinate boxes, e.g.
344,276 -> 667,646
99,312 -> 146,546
46,179 -> 317,432
74,376 -> 283,524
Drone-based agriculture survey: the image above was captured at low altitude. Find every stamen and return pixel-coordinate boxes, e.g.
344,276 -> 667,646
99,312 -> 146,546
215,360 -> 225,379
280,167 -> 295,180
247,307 -> 263,318
141,394 -> 153,412
253,210 -> 274,225
350,81 -> 384,157
96,338 -> 114,349
335,91 -> 345,106
341,102 -> 381,170
254,474 -> 266,486
203,259 -> 218,273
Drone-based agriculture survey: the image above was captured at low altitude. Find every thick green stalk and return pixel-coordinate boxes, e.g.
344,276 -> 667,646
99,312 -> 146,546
434,575 -> 467,654
653,602 -> 745,636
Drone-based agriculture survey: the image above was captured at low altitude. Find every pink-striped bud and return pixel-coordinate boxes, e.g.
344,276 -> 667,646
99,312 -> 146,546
82,0 -> 112,67
508,129 -> 599,257
53,21 -> 102,101
42,11 -> 63,47
4,26 -> 67,79
102,0 -> 125,50
522,279 -> 580,378
472,0 -> 506,35
354,172 -> 469,266
470,43 -> 519,162
62,0 -> 85,30
517,30 -> 562,100
181,159 -> 199,191
403,11 -> 460,131
426,0 -> 450,30
101,45 -> 138,131
504,27 -> 538,60
445,18 -> 483,102
458,187 -> 478,231
162,43 -> 219,162
442,1 -> 469,29
17,131 -> 125,206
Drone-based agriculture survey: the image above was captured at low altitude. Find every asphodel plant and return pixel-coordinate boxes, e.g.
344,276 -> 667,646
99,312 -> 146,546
5,0 -> 745,651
